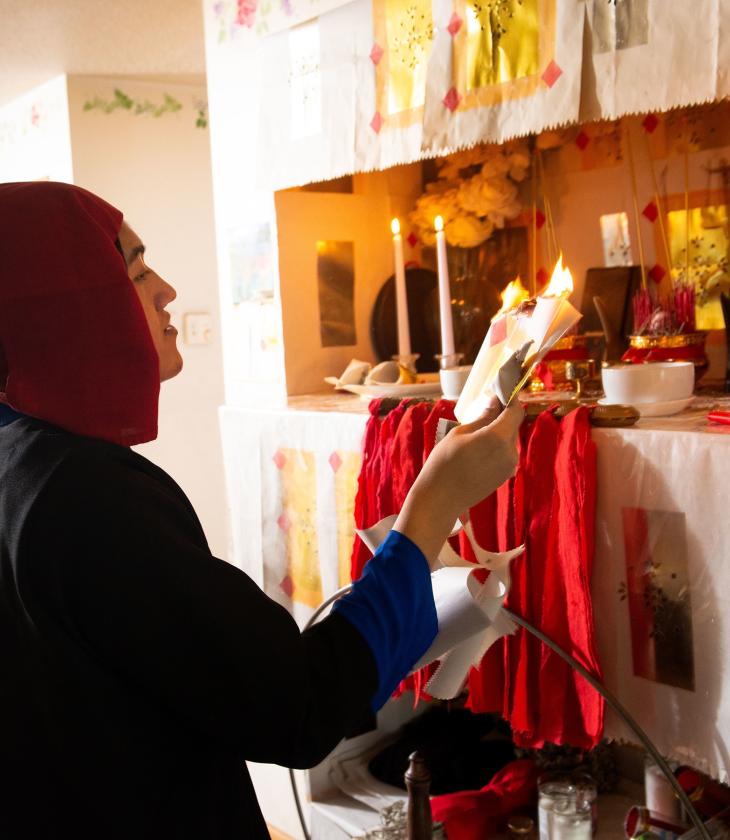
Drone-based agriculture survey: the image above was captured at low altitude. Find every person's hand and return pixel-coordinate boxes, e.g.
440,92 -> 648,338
394,396 -> 524,566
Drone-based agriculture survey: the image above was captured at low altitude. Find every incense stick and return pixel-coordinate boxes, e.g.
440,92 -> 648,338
625,122 -> 647,289
537,149 -> 559,264
643,132 -> 673,272
531,141 -> 537,297
684,148 -> 691,282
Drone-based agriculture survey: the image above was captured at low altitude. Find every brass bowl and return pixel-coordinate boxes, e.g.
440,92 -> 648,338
628,330 -> 709,382
628,331 -> 707,352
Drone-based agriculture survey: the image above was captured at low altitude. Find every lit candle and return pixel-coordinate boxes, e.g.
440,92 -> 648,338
391,218 -> 411,357
434,215 -> 455,358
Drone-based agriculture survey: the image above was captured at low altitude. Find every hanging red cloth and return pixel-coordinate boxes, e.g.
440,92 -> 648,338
350,398 -> 603,749
467,408 -> 603,750
0,182 -> 159,447
430,759 -> 538,840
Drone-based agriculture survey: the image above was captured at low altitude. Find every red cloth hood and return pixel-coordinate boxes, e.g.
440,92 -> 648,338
0,182 -> 160,446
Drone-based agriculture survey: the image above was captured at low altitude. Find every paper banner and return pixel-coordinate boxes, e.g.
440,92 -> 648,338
353,0 -> 433,174
421,0 -> 584,153
358,515 -> 524,699
581,0 -> 724,121
276,448 -> 324,607
256,10 -> 358,189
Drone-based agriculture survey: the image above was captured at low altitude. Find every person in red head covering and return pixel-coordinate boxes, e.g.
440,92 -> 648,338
0,182 -> 523,839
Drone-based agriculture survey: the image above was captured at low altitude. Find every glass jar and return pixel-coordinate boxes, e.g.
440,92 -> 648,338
538,776 -> 576,840
551,799 -> 592,840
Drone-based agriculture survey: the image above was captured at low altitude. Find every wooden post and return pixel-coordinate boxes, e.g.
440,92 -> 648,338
405,751 -> 432,840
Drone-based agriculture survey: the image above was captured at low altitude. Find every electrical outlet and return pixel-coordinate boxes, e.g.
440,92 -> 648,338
183,312 -> 212,345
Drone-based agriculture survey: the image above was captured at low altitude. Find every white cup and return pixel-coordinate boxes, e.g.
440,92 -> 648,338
601,361 -> 694,405
440,365 -> 473,400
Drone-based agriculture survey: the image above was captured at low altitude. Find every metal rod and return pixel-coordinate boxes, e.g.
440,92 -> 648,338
289,586 -> 712,840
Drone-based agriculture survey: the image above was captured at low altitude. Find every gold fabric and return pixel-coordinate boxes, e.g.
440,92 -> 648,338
466,0 -> 539,91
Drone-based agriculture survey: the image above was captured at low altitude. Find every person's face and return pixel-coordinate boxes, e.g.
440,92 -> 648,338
118,222 -> 183,382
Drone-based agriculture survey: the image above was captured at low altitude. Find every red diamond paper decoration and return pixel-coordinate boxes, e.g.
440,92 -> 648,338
277,512 -> 291,532
370,111 -> 383,133
642,113 -> 659,134
328,451 -> 342,473
489,317 -> 507,346
280,574 -> 294,598
535,209 -> 546,229
541,60 -> 563,88
447,12 -> 462,36
575,130 -> 590,150
649,264 -> 666,284
407,231 -> 418,248
443,87 -> 462,112
370,42 -> 384,65
272,449 -> 286,470
642,201 -> 658,223
536,267 -> 549,288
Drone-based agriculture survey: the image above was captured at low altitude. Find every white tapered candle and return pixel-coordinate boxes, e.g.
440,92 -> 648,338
434,215 -> 455,358
391,218 -> 411,357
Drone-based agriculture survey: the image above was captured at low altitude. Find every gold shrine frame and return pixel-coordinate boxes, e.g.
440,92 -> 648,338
452,0 -> 556,111
372,0 -> 434,130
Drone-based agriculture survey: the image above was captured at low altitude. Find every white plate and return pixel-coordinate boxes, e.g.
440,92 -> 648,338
598,396 -> 693,417
340,377 -> 442,399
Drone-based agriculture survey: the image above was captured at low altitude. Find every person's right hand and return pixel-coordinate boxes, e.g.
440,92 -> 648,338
394,396 -> 524,566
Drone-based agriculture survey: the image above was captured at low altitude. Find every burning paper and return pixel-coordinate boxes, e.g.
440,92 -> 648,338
454,256 -> 582,423
358,515 -> 524,700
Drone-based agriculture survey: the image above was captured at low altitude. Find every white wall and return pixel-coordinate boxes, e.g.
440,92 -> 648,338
66,74 -> 228,561
0,75 -> 73,183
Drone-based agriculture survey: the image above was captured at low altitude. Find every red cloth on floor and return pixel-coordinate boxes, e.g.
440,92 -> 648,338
430,759 -> 538,839
350,400 -> 603,749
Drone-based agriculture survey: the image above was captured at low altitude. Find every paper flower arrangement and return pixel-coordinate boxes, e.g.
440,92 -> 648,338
410,142 -> 530,248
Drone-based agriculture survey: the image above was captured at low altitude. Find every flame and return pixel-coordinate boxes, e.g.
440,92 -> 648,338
434,215 -> 444,232
391,218 -> 401,236
494,277 -> 530,319
542,253 -> 574,297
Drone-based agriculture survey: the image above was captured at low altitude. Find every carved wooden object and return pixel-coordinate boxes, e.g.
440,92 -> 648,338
405,751 -> 432,840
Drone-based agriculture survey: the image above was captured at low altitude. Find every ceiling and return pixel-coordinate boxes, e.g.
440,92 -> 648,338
0,0 -> 207,106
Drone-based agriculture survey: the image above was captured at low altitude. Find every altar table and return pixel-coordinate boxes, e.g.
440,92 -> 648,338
220,394 -> 730,781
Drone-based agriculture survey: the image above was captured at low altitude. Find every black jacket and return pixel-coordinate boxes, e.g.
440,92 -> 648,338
0,416 -> 376,838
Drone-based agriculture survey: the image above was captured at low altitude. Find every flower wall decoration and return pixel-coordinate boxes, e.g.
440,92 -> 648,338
409,141 -> 529,247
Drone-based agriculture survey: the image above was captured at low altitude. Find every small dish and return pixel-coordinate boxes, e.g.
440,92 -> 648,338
340,375 -> 442,400
597,396 -> 693,417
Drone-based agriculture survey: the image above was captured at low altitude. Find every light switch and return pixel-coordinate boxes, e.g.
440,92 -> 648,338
183,312 -> 213,345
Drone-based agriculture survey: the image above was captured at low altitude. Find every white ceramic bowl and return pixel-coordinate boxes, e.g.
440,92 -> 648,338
440,365 -> 473,400
601,361 -> 694,405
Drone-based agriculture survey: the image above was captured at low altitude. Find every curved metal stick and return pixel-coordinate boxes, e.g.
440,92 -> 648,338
289,586 -> 711,840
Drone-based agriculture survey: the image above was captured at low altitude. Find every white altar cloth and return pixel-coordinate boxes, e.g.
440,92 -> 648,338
220,395 -> 730,780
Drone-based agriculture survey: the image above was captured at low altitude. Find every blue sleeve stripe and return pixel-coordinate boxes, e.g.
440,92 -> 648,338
332,530 -> 438,711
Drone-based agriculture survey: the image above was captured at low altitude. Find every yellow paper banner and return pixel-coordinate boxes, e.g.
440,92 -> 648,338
333,450 -> 362,588
279,448 -> 323,608
374,0 -> 434,125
